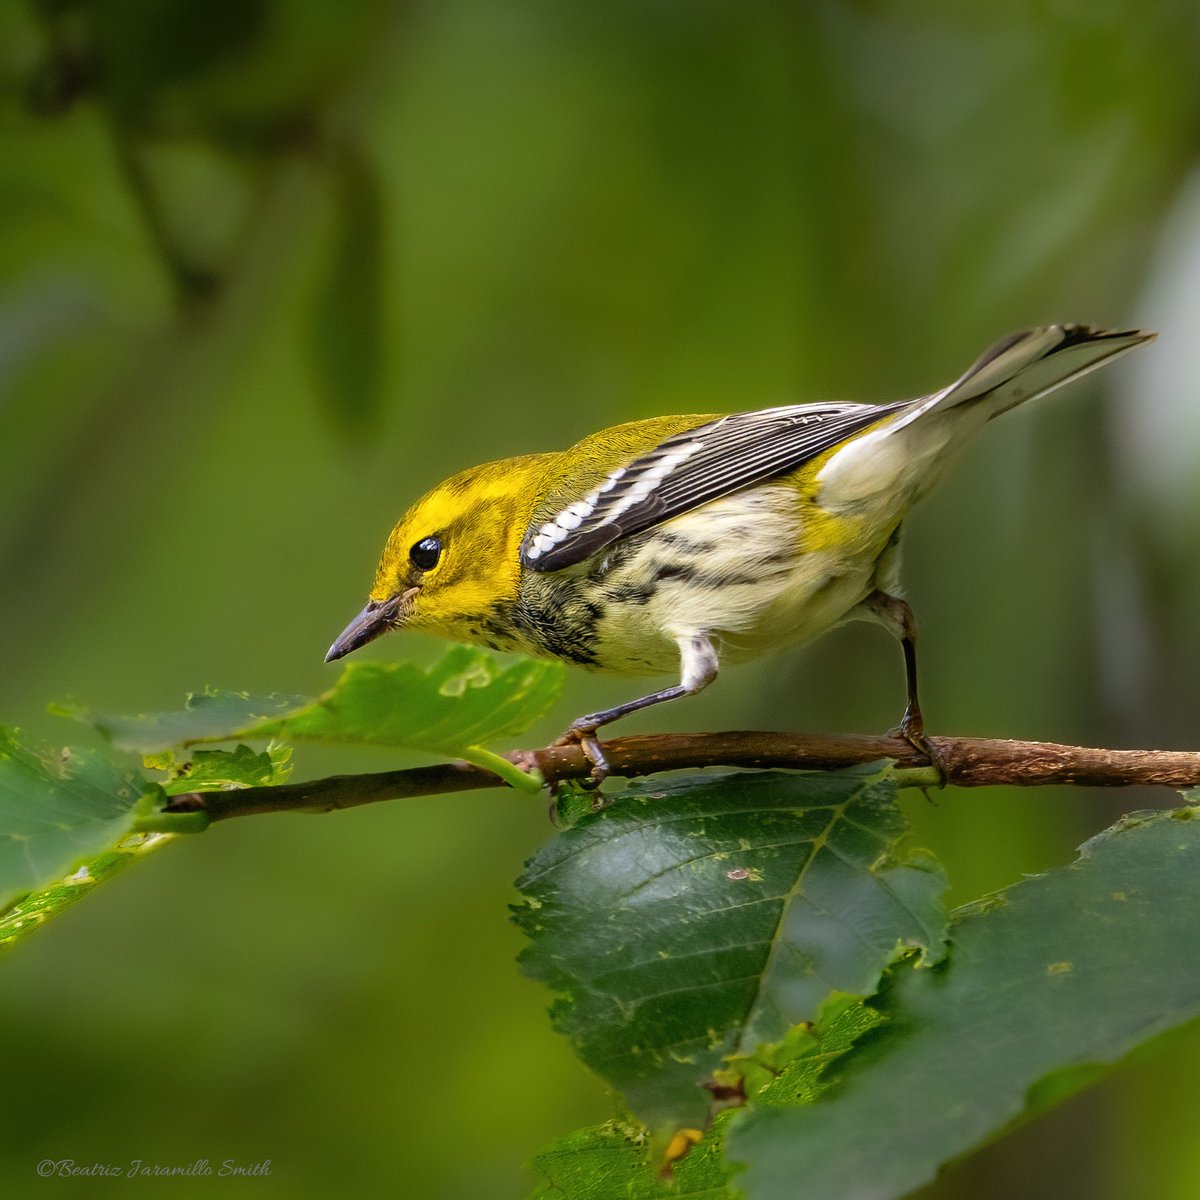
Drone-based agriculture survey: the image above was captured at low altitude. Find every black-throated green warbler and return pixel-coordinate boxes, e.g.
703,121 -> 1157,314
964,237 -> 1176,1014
327,324 -> 1153,777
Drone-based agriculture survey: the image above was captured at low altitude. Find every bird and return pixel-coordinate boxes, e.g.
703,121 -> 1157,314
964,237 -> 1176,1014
326,324 -> 1154,780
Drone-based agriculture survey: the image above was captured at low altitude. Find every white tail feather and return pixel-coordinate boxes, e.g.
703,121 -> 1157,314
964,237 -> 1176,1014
817,324 -> 1155,511
889,324 -> 1154,433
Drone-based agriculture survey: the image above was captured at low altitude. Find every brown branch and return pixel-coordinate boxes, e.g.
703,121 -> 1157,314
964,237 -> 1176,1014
163,731 -> 1200,823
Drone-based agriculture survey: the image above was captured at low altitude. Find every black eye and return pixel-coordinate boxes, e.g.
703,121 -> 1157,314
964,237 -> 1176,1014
409,536 -> 442,572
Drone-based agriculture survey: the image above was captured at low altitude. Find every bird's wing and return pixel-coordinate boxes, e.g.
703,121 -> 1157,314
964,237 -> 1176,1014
521,401 -> 905,571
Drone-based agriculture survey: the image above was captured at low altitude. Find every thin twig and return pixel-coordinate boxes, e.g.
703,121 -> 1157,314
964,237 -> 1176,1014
162,732 -> 1200,823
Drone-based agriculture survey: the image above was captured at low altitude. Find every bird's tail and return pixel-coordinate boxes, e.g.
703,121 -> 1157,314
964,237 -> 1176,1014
887,324 -> 1155,433
815,323 -> 1155,513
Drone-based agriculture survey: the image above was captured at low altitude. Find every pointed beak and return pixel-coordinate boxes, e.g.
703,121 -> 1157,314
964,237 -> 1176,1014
325,592 -> 409,662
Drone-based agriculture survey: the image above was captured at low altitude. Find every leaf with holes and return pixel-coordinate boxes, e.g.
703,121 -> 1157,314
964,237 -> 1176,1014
514,767 -> 948,1132
51,690 -> 307,755
147,743 -> 293,795
0,726 -> 156,915
525,996 -> 882,1199
0,735 -> 293,954
58,646 -> 564,760
0,829 -> 173,956
527,1117 -> 741,1200
724,804 -> 1200,1200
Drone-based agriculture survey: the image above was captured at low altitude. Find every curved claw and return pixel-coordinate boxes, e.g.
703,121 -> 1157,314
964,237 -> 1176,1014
552,721 -> 612,789
888,709 -> 945,783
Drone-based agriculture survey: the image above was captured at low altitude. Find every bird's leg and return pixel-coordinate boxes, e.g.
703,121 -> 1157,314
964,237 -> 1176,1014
863,589 -> 942,774
556,634 -> 718,788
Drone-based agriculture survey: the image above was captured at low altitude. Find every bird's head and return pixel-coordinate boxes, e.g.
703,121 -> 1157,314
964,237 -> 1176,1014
325,454 -> 553,662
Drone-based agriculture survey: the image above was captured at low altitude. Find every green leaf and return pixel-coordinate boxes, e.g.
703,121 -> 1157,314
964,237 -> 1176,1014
727,994 -> 886,1106
725,806 -> 1200,1200
153,743 -> 293,794
527,1118 -> 742,1200
0,734 -> 296,952
0,830 -> 174,956
0,726 -> 152,913
52,690 -> 307,755
525,995 -> 883,1199
59,647 -> 565,758
249,650 -> 564,755
514,768 -> 948,1132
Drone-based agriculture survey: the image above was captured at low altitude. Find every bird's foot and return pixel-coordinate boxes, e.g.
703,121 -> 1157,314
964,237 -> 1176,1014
552,721 -> 612,804
887,709 -> 946,784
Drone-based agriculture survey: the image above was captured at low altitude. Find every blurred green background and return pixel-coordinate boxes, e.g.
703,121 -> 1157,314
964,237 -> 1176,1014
4,1 -> 1200,1197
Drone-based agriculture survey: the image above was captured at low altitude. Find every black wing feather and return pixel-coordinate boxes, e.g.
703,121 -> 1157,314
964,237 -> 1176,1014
522,401 -> 906,572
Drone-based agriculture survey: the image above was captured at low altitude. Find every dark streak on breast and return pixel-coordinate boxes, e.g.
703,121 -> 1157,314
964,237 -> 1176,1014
510,580 -> 601,666
652,562 -> 784,589
604,581 -> 657,606
655,531 -> 717,556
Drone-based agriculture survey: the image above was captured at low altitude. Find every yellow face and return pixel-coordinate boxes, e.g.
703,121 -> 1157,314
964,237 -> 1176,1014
325,454 -> 554,662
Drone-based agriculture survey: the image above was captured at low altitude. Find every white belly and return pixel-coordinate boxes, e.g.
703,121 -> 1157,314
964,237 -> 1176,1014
589,484 -> 891,675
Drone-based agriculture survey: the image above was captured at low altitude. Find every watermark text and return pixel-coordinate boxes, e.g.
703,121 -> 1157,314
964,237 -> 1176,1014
37,1159 -> 272,1180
